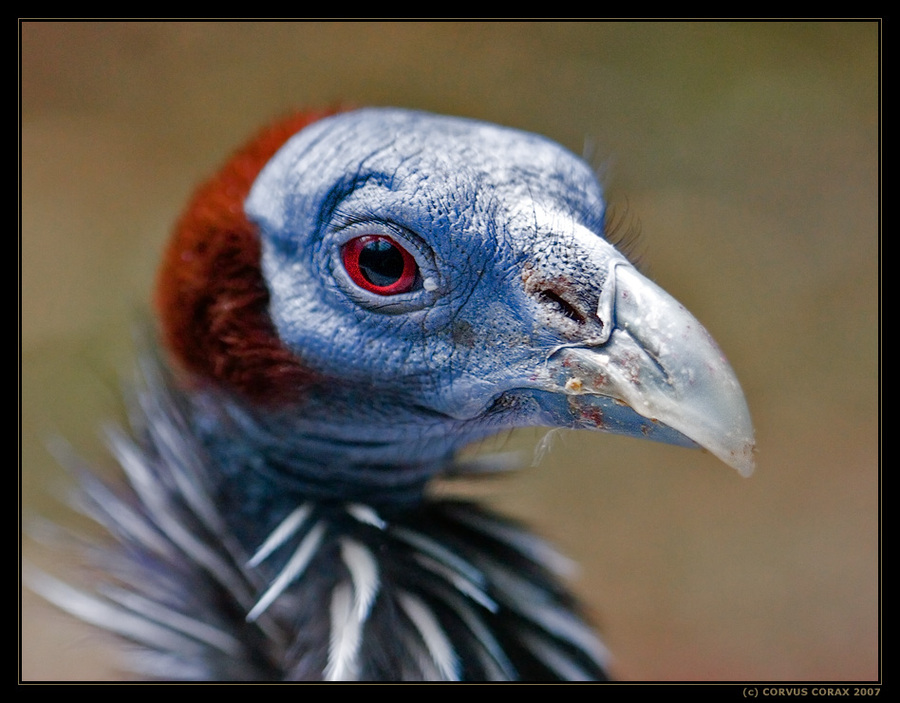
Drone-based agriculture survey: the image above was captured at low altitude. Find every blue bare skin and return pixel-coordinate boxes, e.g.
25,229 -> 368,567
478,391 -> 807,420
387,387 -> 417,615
244,108 -> 754,497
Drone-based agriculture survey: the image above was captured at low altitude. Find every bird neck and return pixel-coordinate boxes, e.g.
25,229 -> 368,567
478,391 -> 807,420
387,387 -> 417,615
186,382 -> 479,539
56,348 -> 610,680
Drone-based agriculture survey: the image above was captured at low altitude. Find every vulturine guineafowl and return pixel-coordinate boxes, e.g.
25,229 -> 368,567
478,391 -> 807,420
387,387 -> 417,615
34,108 -> 754,681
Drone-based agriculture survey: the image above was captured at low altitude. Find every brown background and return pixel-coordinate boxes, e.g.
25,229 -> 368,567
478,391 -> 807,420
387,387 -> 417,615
21,22 -> 879,681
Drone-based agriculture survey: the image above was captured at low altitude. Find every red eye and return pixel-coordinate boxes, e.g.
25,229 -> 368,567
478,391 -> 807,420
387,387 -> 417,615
341,235 -> 419,295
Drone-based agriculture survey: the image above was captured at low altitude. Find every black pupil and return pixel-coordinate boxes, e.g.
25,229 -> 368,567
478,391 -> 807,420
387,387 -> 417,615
359,239 -> 405,287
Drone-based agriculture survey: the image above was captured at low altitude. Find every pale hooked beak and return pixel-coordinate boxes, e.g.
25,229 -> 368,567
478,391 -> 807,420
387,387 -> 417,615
533,240 -> 755,476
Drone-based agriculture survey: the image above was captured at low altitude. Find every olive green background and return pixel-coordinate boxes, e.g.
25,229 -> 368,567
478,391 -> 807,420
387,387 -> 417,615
22,22 -> 878,681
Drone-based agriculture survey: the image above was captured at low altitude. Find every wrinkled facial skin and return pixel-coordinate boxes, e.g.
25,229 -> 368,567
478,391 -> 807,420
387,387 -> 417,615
247,108 -> 754,476
249,110 -> 606,402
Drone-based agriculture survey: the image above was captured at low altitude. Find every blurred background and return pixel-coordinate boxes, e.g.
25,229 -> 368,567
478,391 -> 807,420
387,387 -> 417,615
21,22 -> 878,681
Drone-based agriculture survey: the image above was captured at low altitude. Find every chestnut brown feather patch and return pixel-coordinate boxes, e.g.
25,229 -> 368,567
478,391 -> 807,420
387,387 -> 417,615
155,110 -> 339,405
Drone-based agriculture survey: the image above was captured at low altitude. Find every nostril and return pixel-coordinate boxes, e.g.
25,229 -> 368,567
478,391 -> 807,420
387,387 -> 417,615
538,290 -> 589,325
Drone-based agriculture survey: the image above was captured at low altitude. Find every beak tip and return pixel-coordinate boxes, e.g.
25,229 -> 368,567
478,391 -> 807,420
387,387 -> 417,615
693,397 -> 756,477
721,440 -> 756,477
700,389 -> 755,475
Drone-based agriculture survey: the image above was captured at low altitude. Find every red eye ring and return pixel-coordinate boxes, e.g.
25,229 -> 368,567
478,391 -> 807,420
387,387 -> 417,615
341,235 -> 419,295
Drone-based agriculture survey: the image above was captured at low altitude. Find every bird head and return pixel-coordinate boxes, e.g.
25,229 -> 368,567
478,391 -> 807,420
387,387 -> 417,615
156,108 -> 754,498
